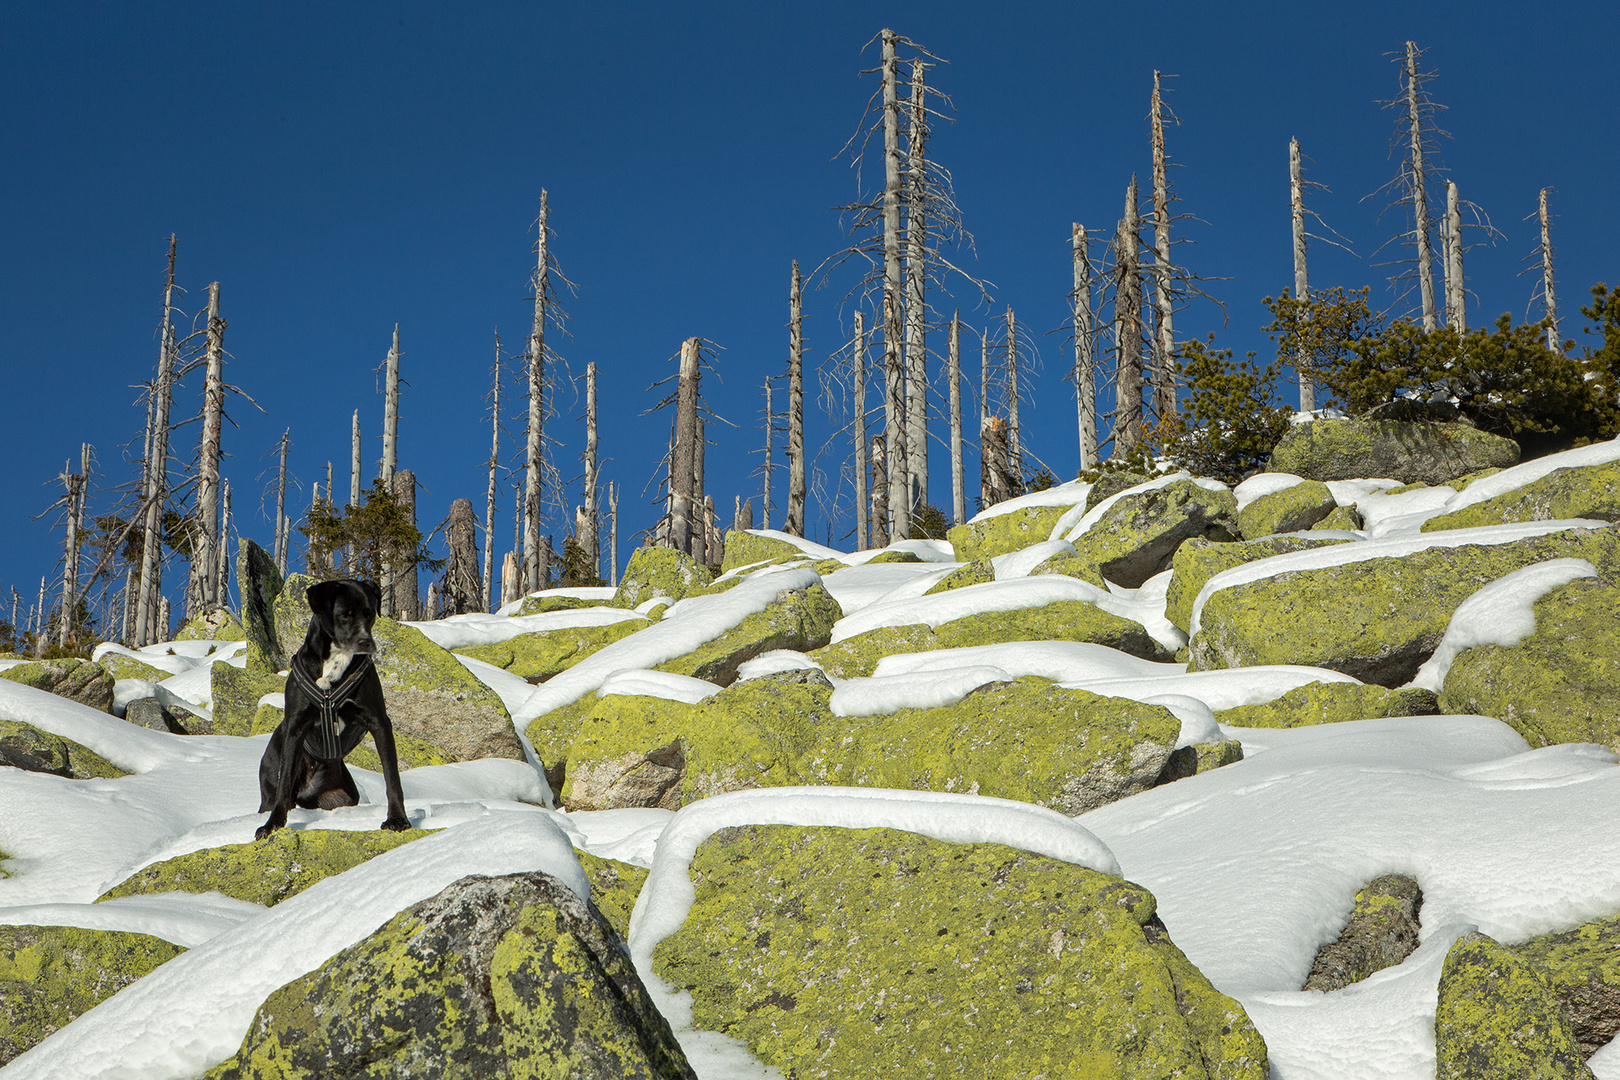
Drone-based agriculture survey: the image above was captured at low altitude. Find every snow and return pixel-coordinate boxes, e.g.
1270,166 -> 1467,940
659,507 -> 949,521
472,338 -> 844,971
733,650 -> 825,682
405,605 -> 644,650
92,640 -> 244,678
1434,435 -> 1620,517
1188,518 -> 1614,635
991,538 -> 1075,579
598,669 -> 722,704
829,665 -> 1012,717
874,641 -> 1180,684
732,529 -> 845,562
964,478 -> 1090,523
1407,558 -> 1599,692
818,561 -> 956,614
495,586 -> 616,616
1233,471 -> 1306,510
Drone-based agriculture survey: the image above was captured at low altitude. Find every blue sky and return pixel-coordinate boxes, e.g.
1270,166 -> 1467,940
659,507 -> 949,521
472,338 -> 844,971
1,2 -> 1615,625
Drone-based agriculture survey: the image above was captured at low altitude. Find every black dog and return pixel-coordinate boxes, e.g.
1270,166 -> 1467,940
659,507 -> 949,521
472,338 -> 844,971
255,578 -> 410,840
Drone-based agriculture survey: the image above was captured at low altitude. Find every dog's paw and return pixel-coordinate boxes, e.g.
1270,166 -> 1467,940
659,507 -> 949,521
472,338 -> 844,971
253,822 -> 279,841
381,816 -> 411,832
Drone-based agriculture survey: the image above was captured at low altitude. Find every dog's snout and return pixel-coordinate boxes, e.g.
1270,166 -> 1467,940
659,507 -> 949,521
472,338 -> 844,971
356,636 -> 375,653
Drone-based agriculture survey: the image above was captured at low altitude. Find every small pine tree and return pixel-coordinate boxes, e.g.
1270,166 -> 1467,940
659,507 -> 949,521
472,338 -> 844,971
301,480 -> 444,586
555,537 -> 605,588
1158,336 -> 1294,484
908,503 -> 949,540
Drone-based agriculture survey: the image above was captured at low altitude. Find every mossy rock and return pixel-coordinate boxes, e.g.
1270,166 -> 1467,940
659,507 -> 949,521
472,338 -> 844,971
1304,875 -> 1423,992
1511,909 -> 1620,1056
0,924 -> 184,1066
576,850 -> 650,943
798,677 -> 1185,815
1189,527 -> 1619,687
1166,535 -> 1352,635
236,538 -> 283,675
1440,576 -> 1620,752
246,703 -> 454,771
1422,460 -> 1620,532
95,650 -> 172,684
923,559 -> 993,594
0,719 -> 127,779
946,504 -> 1074,563
1084,470 -> 1152,511
0,658 -> 114,713
205,871 -> 695,1080
455,618 -> 648,683
1452,466 -> 1504,491
1268,418 -> 1520,486
210,665 -> 285,737
719,530 -> 812,574
815,600 -> 1169,680
175,607 -> 247,641
654,825 -> 1268,1080
613,546 -> 714,609
517,592 -> 614,616
99,828 -> 427,908
655,583 -> 840,687
1311,504 -> 1362,531
1434,931 -> 1593,1079
1238,480 -> 1337,539
1067,479 -> 1240,589
1025,552 -> 1107,587
862,549 -> 922,565
1215,682 -> 1437,729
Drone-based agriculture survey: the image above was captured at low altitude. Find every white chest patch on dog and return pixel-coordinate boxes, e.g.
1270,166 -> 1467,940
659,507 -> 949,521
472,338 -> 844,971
318,649 -> 355,690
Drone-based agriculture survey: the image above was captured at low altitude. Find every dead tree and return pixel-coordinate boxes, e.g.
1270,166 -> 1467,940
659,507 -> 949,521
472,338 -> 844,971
1005,306 -> 1022,478
607,481 -> 619,586
1112,177 -> 1146,459
382,325 -> 401,484
980,416 -> 1012,508
134,236 -> 179,647
442,498 -> 482,616
55,444 -> 91,648
391,469 -> 418,619
786,262 -> 806,536
870,434 -> 889,547
1072,224 -> 1099,466
1290,138 -> 1314,410
216,480 -> 231,605
852,310 -> 869,548
670,338 -> 700,555
1149,72 -> 1177,423
761,378 -> 774,530
577,360 -> 600,574
948,312 -> 964,524
904,58 -> 929,515
484,332 -> 502,611
1367,42 -> 1450,330
500,551 -> 521,607
1525,188 -> 1560,352
1444,180 -> 1466,332
522,190 -> 575,593
693,415 -> 708,565
273,429 -> 291,574
189,281 -> 227,613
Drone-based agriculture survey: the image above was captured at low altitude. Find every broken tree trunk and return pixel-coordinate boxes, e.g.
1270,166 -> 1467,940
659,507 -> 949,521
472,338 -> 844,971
217,480 -> 231,605
1290,137 -> 1315,411
274,429 -> 291,575
192,281 -> 227,612
761,378 -> 773,531
1074,224 -> 1099,467
1405,41 -> 1437,332
852,310 -> 868,550
1005,306 -> 1021,489
501,550 -> 521,608
881,29 -> 909,541
787,262 -> 806,536
580,360 -> 600,573
1445,180 -> 1465,333
949,312 -> 964,526
1149,72 -> 1177,425
390,469 -> 417,620
1112,178 -> 1145,460
981,415 -> 1012,508
670,337 -> 701,557
382,325 -> 400,484
608,481 -> 619,587
904,57 -> 929,518
443,497 -> 482,616
58,445 -> 89,648
870,434 -> 889,548
1539,187 -> 1559,352
693,415 -> 708,566
135,235 -> 178,648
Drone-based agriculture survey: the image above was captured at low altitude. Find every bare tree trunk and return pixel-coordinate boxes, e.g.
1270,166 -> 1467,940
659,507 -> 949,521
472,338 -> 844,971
524,192 -> 551,590
949,312 -> 965,525
786,262 -> 806,536
1073,224 -> 1099,466
870,434 -> 889,548
670,337 -> 700,556
33,577 -> 46,657
980,323 -> 989,432
608,481 -> 619,587
852,310 -> 868,550
500,550 -> 521,608
216,480 -> 231,605
1406,41 -> 1437,332
484,333 -> 500,611
58,445 -> 89,648
693,415 -> 708,565
274,429 -> 290,574
1149,73 -> 1178,424
1539,187 -> 1559,352
444,498 -> 481,616
425,583 -> 440,621
121,570 -> 134,646
1290,137 -> 1315,411
1445,180 -> 1465,333
881,29 -> 909,541
704,494 -> 720,568
980,416 -> 1012,508
904,58 -> 929,518
382,324 -> 400,484
761,378 -> 773,531
1005,307 -> 1021,487
135,235 -> 178,648
192,281 -> 227,612
157,595 -> 170,644
580,360 -> 600,571
1112,179 -> 1146,460
390,469 -> 417,619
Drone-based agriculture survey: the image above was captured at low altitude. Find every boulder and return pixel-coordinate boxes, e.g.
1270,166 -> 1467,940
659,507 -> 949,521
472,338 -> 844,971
813,600 -> 1169,679
124,696 -> 211,735
1440,576 -> 1620,752
946,504 -> 1072,562
236,538 -> 283,674
1268,418 -> 1520,486
653,825 -> 1268,1079
1434,931 -> 1593,1079
208,665 -> 284,737
575,850 -> 650,942
614,546 -> 713,608
1511,909 -> 1620,1056
274,573 -> 523,762
922,559 -> 993,594
94,650 -> 170,683
655,583 -> 841,686
1238,480 -> 1338,538
100,829 -> 425,908
718,530 -> 811,574
0,719 -> 126,779
1422,460 -> 1620,532
204,871 -> 697,1080
245,703 -> 454,773
1303,875 -> 1423,992
1165,535 -> 1352,634
0,924 -> 183,1065
455,617 -> 649,683
1214,682 -> 1437,729
1189,527 -> 1615,687
1084,469 -> 1152,510
517,591 -> 616,616
1066,479 -> 1240,588
1311,504 -> 1363,531
0,658 -> 113,713
175,607 -> 247,641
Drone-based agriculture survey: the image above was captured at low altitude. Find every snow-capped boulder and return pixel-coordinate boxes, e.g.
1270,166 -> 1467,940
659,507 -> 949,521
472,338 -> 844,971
1237,479 -> 1338,538
652,824 -> 1268,1079
0,718 -> 126,779
1214,681 -> 1436,728
0,659 -> 113,713
456,617 -> 648,682
1063,478 -> 1240,589
516,588 -> 619,615
175,607 -> 246,642
1423,459 -> 1620,533
718,529 -> 815,573
0,925 -> 183,1066
613,546 -> 713,609
922,558 -> 993,594
204,871 -> 697,1080
1311,503 -> 1363,531
1303,874 -> 1423,992
94,651 -> 170,684
1268,417 -> 1520,485
946,502 -> 1073,562
1512,910 -> 1620,1057
1434,931 -> 1591,1080
1166,534 -> 1350,634
654,582 -> 840,687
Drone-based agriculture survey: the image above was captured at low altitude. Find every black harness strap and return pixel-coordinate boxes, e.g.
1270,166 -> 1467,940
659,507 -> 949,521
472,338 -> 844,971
288,653 -> 373,762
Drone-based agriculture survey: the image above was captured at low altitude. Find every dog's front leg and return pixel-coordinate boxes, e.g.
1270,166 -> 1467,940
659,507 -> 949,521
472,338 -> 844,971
369,712 -> 411,832
256,706 -> 316,841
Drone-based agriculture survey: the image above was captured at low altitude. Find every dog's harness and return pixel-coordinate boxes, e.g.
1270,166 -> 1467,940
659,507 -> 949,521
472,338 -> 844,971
288,654 -> 373,762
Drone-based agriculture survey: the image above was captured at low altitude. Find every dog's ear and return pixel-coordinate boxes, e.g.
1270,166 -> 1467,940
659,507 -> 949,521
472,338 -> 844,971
358,579 -> 383,616
306,580 -> 343,623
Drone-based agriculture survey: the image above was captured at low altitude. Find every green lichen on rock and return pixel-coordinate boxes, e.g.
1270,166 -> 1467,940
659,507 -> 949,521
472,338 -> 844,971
210,665 -> 285,737
1189,527 -> 1618,687
100,828 -> 426,908
1192,739 -> 1245,774
1422,460 -> 1620,533
175,607 -> 247,641
1215,681 -> 1437,729
0,658 -> 114,713
1511,910 -> 1620,1056
1304,875 -> 1423,992
0,719 -> 126,779
719,530 -> 812,574
95,651 -> 172,683
1434,931 -> 1593,1080
576,850 -> 650,942
456,618 -> 647,682
517,591 -> 614,616
813,600 -> 1168,680
654,825 -> 1267,1080
614,546 -> 714,609
861,550 -> 922,565
923,560 -> 993,594
246,703 -> 453,772
799,678 -> 1184,815
236,538 -> 284,674
1238,480 -> 1337,539
205,871 -> 697,1080
1269,418 -> 1521,486
0,924 -> 184,1066
946,504 -> 1074,563
1066,479 -> 1240,589
1440,576 -> 1620,752
656,583 -> 840,686
1084,470 -> 1151,511
561,694 -> 699,812
1165,535 -> 1351,633
1311,504 -> 1363,531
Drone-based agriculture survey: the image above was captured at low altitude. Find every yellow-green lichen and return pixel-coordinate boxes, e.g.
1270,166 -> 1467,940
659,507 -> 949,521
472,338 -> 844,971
95,651 -> 172,683
175,608 -> 248,641
517,591 -> 614,616
613,546 -> 713,608
719,530 -> 816,574
1165,534 -> 1350,634
210,665 -> 285,737
1268,418 -> 1520,485
575,850 -> 650,942
1434,931 -> 1592,1079
1310,504 -> 1362,531
655,583 -> 840,686
946,504 -> 1074,562
0,719 -> 127,779
1237,480 -> 1337,539
1422,460 -> 1620,533
922,560 -> 993,594
1303,875 -> 1423,992
1064,479 -> 1240,590
455,618 -> 648,682
1512,909 -> 1620,1056
1215,681 -> 1436,729
0,658 -> 114,713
